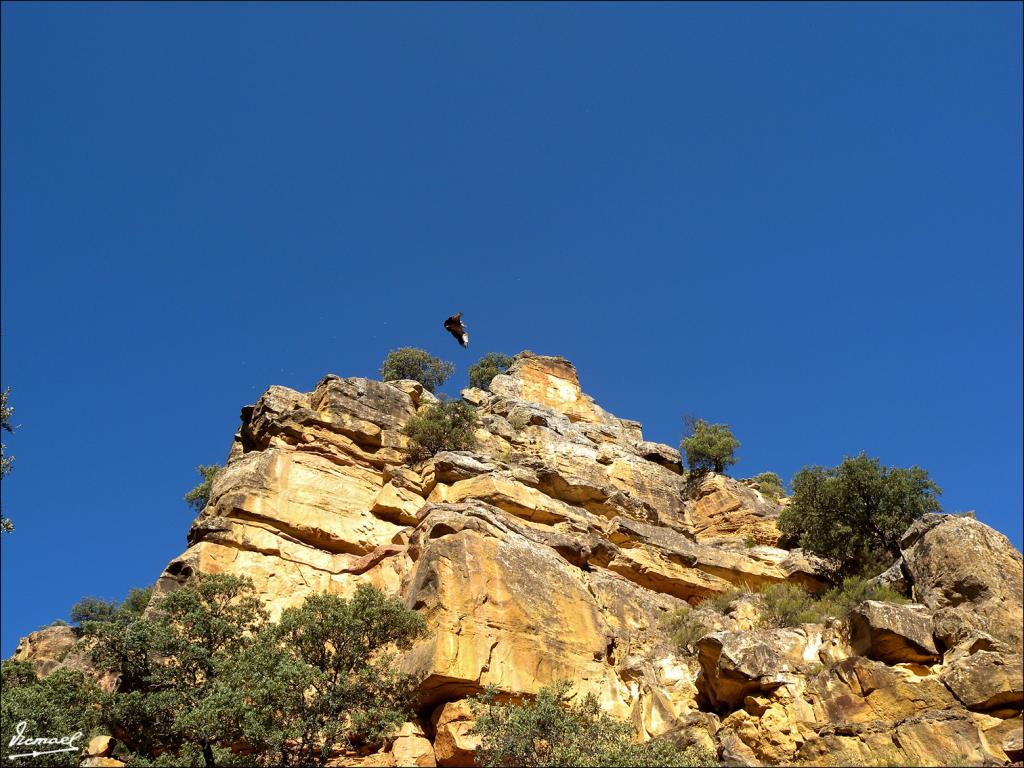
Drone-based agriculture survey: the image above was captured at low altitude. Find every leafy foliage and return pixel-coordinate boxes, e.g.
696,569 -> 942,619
84,573 -> 267,763
70,597 -> 119,625
748,472 -> 785,501
470,681 -> 715,767
667,577 -> 909,651
755,583 -> 826,628
662,607 -> 711,654
198,585 -> 426,765
1,661 -> 103,766
2,387 -> 16,533
118,587 -> 155,620
468,352 -> 515,391
507,411 -> 530,432
778,453 -> 942,580
402,397 -> 478,458
380,347 -> 454,393
184,465 -> 223,514
81,576 -> 424,766
752,578 -> 908,629
819,576 -> 908,618
679,419 -> 740,475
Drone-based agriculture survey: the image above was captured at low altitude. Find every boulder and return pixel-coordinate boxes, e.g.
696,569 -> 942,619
389,721 -> 436,767
940,650 -> 1024,714
431,700 -> 481,767
86,735 -> 116,757
11,625 -> 80,678
900,514 -> 1024,652
848,601 -> 940,664
696,628 -> 809,711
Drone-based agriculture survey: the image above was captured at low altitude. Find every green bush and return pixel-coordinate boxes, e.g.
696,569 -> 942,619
70,597 -> 119,625
819,576 -> 907,617
184,465 -> 223,514
757,583 -> 825,628
118,587 -> 154,620
663,607 -> 711,654
704,588 -> 745,614
70,587 -> 153,627
1,661 -> 104,766
380,347 -> 454,393
755,578 -> 908,628
778,453 -> 942,580
507,411 -> 530,432
670,578 -> 910,637
470,681 -> 715,767
748,472 -> 785,501
81,575 -> 425,766
468,353 -> 515,391
402,397 -> 478,458
196,584 -> 426,765
680,419 -> 740,475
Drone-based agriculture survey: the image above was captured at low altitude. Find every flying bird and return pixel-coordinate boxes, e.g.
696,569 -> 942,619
444,312 -> 469,348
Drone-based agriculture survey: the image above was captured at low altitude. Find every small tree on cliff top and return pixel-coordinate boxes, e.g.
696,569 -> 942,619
778,452 -> 942,580
680,418 -> 740,475
380,348 -> 454,393
468,352 -> 515,391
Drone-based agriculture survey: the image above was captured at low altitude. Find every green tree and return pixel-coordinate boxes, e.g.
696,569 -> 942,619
402,397 -> 478,458
84,573 -> 268,766
680,418 -> 740,475
83,577 -> 424,767
1,661 -> 104,766
184,465 -> 223,514
470,681 -> 715,768
193,584 -> 426,767
468,353 -> 514,391
778,453 -> 942,580
380,348 -> 454,393
2,387 -> 16,533
748,472 -> 785,501
117,586 -> 155,620
70,586 -> 152,627
70,597 -> 119,625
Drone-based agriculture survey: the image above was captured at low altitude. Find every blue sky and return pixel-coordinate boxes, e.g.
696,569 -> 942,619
2,2 -> 1020,656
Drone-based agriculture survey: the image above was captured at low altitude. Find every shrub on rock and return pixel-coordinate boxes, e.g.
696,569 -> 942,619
380,347 -> 455,393
468,353 -> 515,391
779,453 -> 942,580
470,680 -> 715,767
403,397 -> 478,458
680,419 -> 740,475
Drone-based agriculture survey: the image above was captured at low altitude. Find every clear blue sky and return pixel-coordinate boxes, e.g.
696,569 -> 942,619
2,2 -> 1021,656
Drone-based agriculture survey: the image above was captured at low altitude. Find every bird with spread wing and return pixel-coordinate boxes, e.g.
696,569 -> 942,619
444,312 -> 469,348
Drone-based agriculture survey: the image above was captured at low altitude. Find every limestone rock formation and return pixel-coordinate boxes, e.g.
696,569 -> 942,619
900,513 -> 1024,652
11,625 -> 117,692
11,353 -> 1024,766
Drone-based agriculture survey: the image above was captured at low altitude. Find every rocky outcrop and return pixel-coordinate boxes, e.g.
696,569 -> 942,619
11,625 -> 117,692
848,600 -> 940,664
11,625 -> 80,678
900,513 -> 1024,653
688,473 -> 783,547
12,354 -> 1024,767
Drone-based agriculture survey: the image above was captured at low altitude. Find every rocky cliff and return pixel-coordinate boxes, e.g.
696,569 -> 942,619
14,354 -> 1024,766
